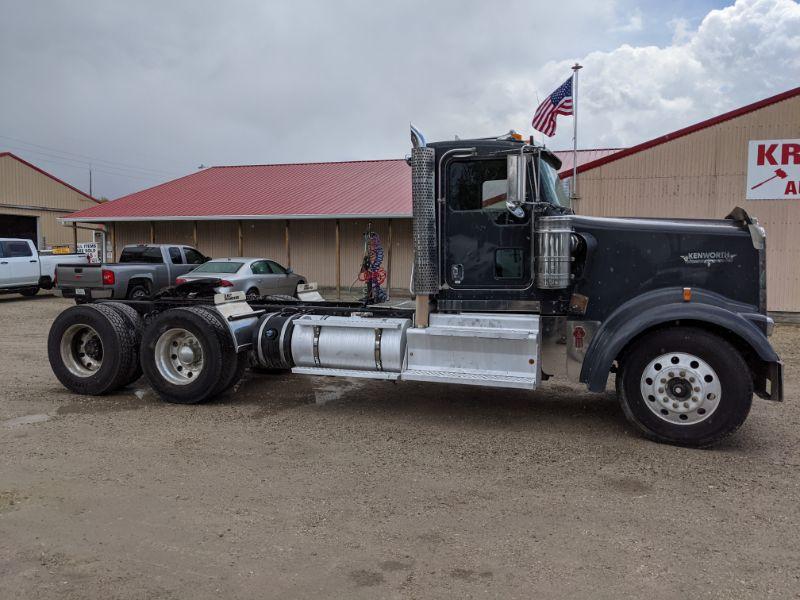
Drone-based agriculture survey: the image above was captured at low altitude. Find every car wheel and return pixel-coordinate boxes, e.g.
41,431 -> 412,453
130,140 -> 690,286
617,326 -> 753,447
246,287 -> 260,301
48,304 -> 138,395
127,283 -> 150,300
20,287 -> 40,297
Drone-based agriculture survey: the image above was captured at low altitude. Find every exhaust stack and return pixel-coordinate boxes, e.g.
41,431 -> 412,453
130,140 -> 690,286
410,125 -> 437,326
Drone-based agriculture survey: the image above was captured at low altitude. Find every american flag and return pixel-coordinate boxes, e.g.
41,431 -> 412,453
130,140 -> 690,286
531,77 -> 573,137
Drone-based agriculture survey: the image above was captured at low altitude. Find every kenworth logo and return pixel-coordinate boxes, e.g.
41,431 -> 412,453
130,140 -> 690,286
680,251 -> 737,266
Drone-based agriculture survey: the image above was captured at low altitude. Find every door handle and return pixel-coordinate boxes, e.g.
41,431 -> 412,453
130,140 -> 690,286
30,260 -> 38,263
0,261 -> 8,265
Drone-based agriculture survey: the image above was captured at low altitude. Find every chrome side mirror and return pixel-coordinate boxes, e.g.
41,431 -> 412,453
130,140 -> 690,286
506,154 -> 526,218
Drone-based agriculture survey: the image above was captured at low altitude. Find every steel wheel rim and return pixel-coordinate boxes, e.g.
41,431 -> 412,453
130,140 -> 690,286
60,324 -> 104,377
155,328 -> 204,386
640,352 -> 721,425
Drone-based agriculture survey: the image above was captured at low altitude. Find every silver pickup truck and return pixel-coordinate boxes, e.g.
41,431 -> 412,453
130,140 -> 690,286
57,244 -> 209,301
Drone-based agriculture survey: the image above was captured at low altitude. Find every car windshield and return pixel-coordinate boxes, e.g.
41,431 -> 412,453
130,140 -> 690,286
191,261 -> 244,274
537,158 -> 570,207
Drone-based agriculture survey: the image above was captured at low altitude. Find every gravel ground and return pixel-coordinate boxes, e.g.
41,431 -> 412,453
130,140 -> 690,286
0,294 -> 798,599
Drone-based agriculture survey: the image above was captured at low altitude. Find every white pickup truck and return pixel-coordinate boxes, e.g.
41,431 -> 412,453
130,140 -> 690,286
0,238 -> 92,297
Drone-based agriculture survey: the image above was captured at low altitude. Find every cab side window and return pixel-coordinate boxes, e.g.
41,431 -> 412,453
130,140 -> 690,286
448,159 -> 508,211
448,159 -> 527,225
184,248 -> 206,264
3,241 -> 33,257
169,247 -> 184,264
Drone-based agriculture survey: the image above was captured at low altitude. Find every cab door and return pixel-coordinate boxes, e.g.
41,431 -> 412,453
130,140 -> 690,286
2,240 -> 39,285
443,157 -> 532,290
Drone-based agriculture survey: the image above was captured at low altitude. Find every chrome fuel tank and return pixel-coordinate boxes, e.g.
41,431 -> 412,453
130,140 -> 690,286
291,315 -> 411,373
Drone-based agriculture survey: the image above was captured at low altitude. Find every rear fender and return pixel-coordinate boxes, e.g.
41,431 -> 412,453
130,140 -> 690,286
581,287 -> 780,396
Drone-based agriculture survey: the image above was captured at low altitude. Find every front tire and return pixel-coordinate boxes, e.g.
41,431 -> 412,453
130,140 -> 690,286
617,327 -> 753,447
20,286 -> 40,297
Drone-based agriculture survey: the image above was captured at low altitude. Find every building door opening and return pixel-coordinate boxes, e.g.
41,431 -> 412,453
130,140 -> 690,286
0,214 -> 38,245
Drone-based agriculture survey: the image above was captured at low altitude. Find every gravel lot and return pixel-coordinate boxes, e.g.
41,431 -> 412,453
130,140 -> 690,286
1,294 -> 798,599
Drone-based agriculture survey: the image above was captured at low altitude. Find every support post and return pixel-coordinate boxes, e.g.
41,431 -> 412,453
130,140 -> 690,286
110,222 -> 116,262
71,223 -> 78,252
335,219 -> 341,299
192,221 -> 198,247
238,220 -> 244,257
386,219 -> 393,294
415,294 -> 430,327
149,221 -> 155,244
284,220 -> 291,267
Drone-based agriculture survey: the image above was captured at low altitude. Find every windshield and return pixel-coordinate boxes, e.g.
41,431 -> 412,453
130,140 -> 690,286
537,158 -> 570,208
191,261 -> 243,274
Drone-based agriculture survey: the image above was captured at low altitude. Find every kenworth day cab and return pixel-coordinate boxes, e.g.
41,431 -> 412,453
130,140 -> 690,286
56,243 -> 209,301
0,238 -> 91,296
46,129 -> 783,447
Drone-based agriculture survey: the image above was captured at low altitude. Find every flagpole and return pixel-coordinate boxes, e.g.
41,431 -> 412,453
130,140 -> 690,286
571,62 -> 583,203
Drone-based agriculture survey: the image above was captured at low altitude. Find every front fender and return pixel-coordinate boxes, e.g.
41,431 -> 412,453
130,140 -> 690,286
581,287 -> 779,393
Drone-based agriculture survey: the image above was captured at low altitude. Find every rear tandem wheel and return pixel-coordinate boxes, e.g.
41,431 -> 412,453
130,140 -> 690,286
139,306 -> 245,404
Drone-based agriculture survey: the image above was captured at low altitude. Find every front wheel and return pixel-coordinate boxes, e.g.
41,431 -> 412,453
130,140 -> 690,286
617,327 -> 753,447
20,287 -> 40,297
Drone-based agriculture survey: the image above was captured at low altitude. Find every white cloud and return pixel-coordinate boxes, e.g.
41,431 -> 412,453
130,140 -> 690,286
614,8 -> 644,33
521,0 -> 800,150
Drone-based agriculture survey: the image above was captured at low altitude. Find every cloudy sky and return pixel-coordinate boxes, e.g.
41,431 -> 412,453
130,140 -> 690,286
0,0 -> 798,199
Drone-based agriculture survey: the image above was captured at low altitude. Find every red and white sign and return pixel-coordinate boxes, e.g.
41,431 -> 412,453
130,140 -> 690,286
746,139 -> 800,200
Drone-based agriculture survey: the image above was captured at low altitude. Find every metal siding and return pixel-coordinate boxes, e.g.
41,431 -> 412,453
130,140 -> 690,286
575,94 -> 800,311
114,222 -> 150,256
290,220 -> 336,286
0,155 -> 97,248
197,221 -> 238,258
242,220 -> 287,264
153,221 -> 194,246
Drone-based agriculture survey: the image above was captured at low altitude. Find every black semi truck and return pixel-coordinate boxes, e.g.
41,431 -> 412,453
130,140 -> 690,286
47,128 -> 783,447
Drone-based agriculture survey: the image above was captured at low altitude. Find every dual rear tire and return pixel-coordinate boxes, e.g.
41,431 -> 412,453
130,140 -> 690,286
139,307 -> 247,404
48,304 -> 246,403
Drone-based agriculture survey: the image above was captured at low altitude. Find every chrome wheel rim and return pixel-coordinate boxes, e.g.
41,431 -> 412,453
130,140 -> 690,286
60,324 -> 104,377
155,328 -> 204,386
640,352 -> 721,425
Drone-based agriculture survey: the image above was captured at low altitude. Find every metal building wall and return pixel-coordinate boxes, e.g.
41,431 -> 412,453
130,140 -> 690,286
0,154 -> 98,248
572,94 -> 800,311
111,217 -> 414,294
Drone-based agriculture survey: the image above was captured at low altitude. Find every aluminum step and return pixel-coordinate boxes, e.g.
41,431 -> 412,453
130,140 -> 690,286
292,366 -> 400,381
400,368 -> 537,389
